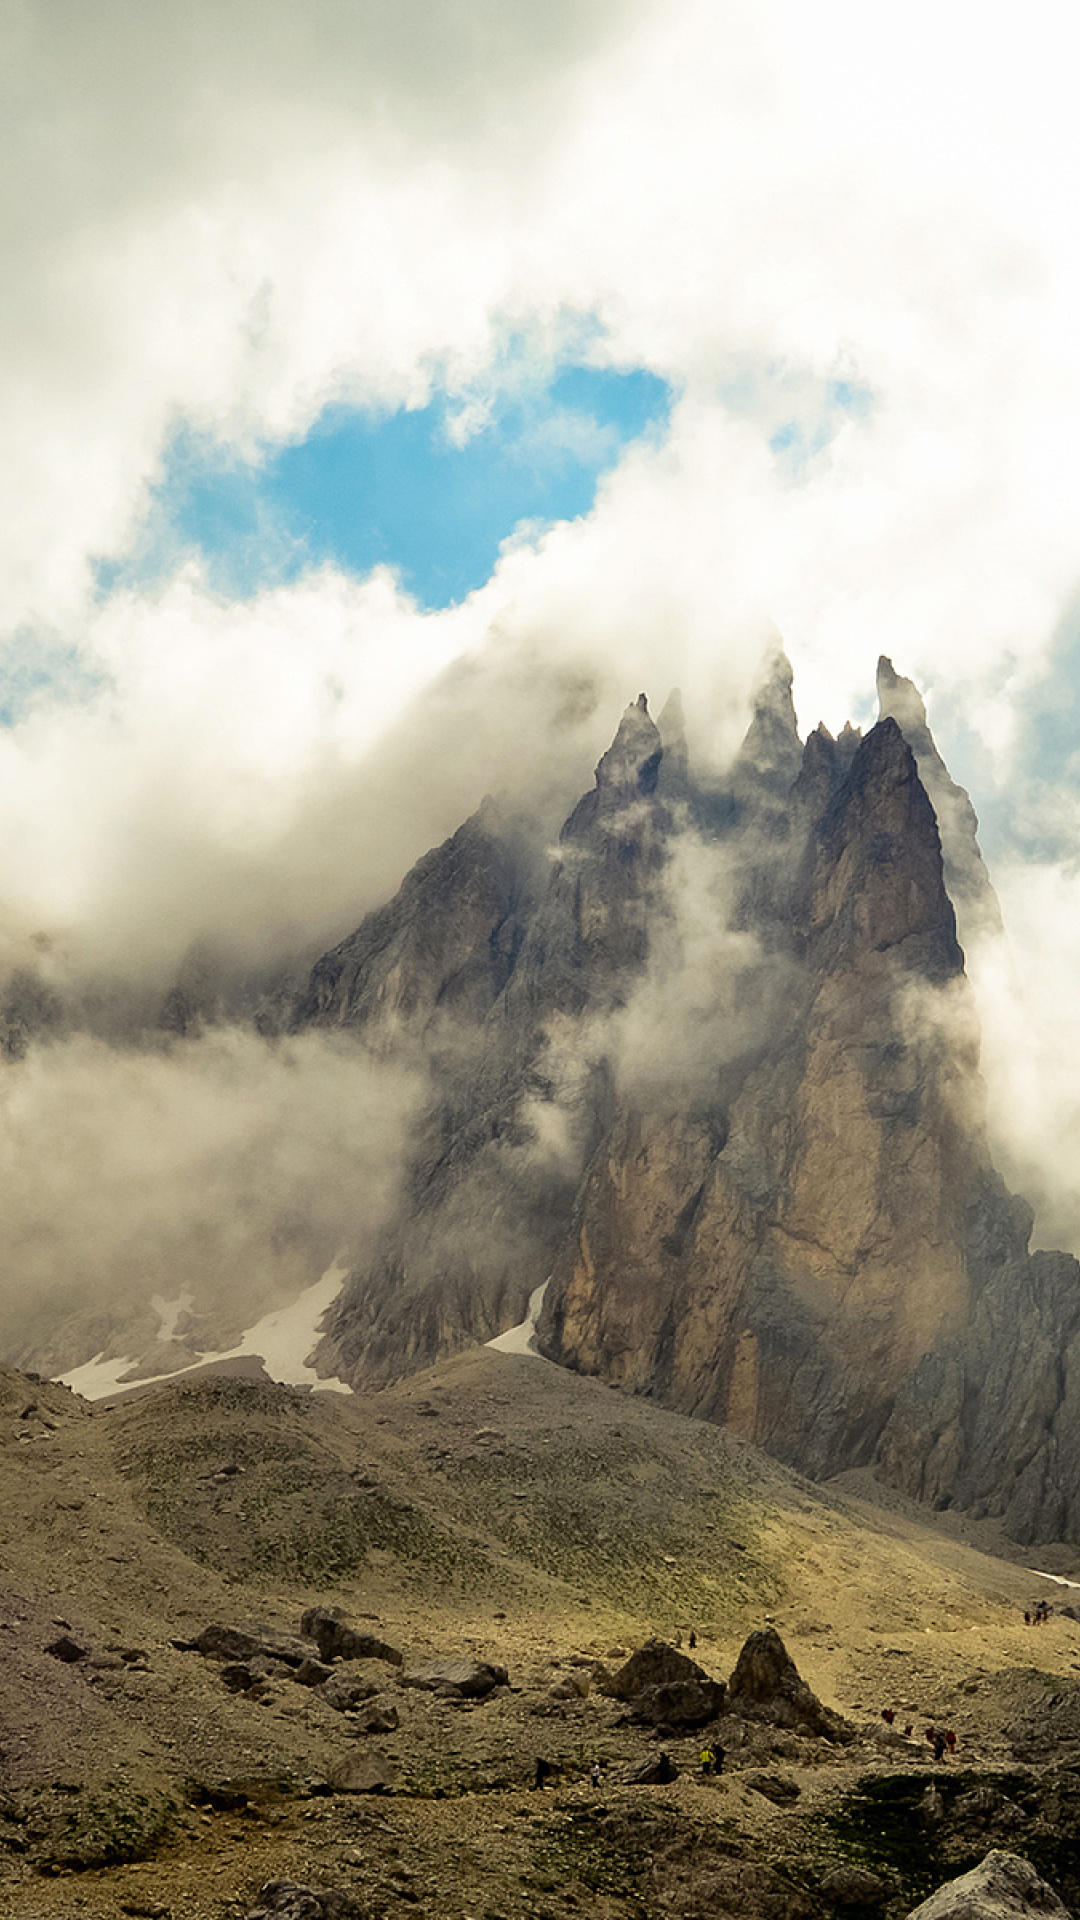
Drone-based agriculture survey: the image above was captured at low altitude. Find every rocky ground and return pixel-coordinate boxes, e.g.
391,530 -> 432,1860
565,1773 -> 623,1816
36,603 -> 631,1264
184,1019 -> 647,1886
2,1348 -> 1080,1918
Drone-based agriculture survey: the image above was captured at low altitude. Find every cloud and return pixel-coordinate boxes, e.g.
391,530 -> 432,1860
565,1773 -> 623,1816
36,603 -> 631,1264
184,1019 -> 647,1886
0,1024 -> 424,1372
4,0 -> 1080,1335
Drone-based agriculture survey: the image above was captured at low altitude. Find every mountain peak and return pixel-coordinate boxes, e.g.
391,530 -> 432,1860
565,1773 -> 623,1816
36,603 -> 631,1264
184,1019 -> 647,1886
592,693 -> 664,811
735,648 -> 802,793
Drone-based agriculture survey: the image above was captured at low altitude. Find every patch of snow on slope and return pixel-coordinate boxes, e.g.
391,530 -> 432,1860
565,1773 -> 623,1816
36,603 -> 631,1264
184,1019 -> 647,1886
487,1279 -> 550,1357
57,1261 -> 352,1399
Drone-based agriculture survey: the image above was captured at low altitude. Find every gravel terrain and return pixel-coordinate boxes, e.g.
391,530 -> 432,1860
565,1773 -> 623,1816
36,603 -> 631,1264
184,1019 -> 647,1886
2,1350 -> 1080,1918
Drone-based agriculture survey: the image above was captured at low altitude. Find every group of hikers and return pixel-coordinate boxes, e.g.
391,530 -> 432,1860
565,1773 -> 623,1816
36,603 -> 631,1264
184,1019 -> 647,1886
881,1709 -> 957,1761
1024,1601 -> 1054,1625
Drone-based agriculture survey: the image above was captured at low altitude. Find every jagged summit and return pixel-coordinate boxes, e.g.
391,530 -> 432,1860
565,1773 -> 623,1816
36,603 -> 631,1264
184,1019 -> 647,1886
875,654 -> 1002,945
582,691 -> 663,818
733,648 -> 803,794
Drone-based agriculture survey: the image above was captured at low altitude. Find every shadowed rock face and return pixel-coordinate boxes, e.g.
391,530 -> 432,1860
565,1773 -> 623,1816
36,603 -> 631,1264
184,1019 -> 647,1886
291,660 -> 1080,1547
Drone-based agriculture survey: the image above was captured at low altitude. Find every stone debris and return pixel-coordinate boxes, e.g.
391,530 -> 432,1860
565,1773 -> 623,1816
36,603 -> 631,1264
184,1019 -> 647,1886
906,1849 -> 1071,1919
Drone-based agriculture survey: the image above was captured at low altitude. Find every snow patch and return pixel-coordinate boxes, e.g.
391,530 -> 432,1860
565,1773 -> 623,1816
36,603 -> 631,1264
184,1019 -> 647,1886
57,1261 -> 352,1400
1024,1568 -> 1080,1589
487,1279 -> 550,1357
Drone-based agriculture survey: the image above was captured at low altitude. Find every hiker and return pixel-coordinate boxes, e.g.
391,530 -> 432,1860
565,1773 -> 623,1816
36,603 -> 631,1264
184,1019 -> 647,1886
933,1731 -> 947,1763
533,1758 -> 557,1791
688,1630 -> 697,1649
699,1745 -> 715,1775
945,1730 -> 956,1753
590,1760 -> 602,1788
1024,1610 -> 1031,1625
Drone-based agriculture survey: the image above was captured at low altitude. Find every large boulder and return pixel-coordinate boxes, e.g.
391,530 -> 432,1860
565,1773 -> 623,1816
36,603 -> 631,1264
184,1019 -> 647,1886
624,1752 -> 679,1785
608,1638 -> 722,1701
727,1627 -> 853,1743
906,1851 -> 1069,1919
401,1658 -> 508,1699
327,1749 -> 399,1795
631,1679 -> 725,1728
299,1608 -> 402,1667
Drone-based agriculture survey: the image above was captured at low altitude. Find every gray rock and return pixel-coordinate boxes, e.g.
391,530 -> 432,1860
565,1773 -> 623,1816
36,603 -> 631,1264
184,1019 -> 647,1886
299,1608 -> 402,1667
906,1850 -> 1070,1919
191,1625 -> 262,1662
327,1749 -> 399,1794
820,1864 -> 887,1905
630,1679 -> 724,1728
744,1769 -> 801,1805
623,1751 -> 678,1785
608,1637 -> 722,1703
293,1657 -> 335,1687
401,1658 -> 508,1699
320,1672 -> 380,1714
246,1880 -> 364,1919
45,1635 -> 87,1663
352,1699 -> 399,1735
727,1627 -> 853,1743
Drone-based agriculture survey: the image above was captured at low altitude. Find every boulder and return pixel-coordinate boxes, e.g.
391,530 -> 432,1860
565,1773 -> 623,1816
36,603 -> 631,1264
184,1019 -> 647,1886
549,1673 -> 591,1701
45,1635 -> 87,1663
293,1657 -> 335,1687
401,1659 -> 508,1699
727,1627 -> 853,1743
906,1851 -> 1070,1919
327,1749 -> 399,1795
246,1880 -> 365,1919
607,1638 -> 720,1703
624,1752 -> 678,1785
320,1673 -> 380,1714
299,1608 -> 402,1667
353,1700 -> 399,1735
191,1626 -> 262,1662
821,1865 -> 887,1907
744,1770 -> 801,1805
630,1679 -> 724,1728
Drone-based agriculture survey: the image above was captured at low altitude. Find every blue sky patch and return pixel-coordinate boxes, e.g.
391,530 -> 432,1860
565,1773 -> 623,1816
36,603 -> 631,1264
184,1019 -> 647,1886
103,363 -> 671,610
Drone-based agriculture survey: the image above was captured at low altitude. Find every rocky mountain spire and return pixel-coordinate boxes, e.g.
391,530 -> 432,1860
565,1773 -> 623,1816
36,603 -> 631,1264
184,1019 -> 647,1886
733,649 -> 803,796
876,656 -> 1002,946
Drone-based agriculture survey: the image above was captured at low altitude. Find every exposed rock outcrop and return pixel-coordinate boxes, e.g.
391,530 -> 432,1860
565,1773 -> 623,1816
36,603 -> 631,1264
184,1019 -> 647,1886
906,1850 -> 1070,1920
605,1636 -> 725,1726
726,1627 -> 853,1743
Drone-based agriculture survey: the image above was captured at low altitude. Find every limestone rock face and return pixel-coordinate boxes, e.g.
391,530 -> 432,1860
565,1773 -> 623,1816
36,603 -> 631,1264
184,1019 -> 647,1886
906,1849 -> 1071,1920
293,658 -> 1080,1546
542,714 -> 988,1477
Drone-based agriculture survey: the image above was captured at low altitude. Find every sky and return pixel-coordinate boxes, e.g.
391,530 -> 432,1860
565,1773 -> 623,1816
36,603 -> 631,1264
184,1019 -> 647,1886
4,0 -> 1080,1347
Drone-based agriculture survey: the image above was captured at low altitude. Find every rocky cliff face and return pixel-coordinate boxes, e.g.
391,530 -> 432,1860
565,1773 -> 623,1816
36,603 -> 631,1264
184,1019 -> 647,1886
292,658 -> 1080,1546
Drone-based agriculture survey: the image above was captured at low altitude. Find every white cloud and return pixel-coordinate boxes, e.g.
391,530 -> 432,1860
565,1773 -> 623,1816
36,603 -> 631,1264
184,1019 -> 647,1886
3,0 -> 1080,1287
